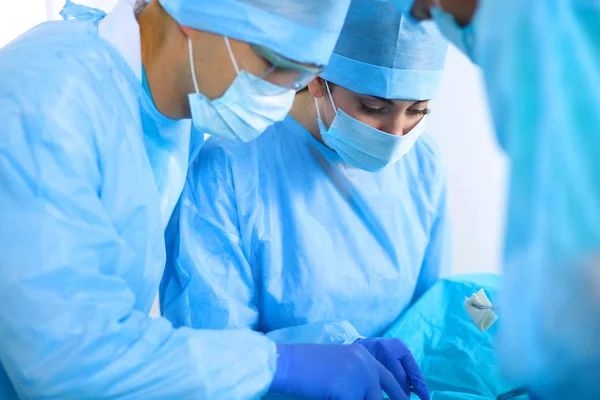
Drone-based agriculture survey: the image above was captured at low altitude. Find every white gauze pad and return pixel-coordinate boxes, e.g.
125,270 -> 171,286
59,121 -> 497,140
464,289 -> 498,331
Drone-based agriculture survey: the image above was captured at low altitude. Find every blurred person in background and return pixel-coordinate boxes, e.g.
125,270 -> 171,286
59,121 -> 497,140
392,0 -> 600,398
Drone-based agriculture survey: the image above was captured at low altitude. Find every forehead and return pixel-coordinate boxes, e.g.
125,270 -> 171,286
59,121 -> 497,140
335,85 -> 429,105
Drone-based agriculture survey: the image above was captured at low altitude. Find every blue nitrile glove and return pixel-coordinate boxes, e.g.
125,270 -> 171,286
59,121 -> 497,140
269,343 -> 409,400
355,338 -> 430,400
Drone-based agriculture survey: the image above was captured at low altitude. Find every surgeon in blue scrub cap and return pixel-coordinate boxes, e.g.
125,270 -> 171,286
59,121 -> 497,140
161,1 -> 448,399
0,0 -> 415,398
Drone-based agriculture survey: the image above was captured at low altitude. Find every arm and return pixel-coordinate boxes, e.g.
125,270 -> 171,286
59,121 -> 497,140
160,141 -> 363,344
0,106 -> 275,399
160,142 -> 260,330
412,154 -> 451,303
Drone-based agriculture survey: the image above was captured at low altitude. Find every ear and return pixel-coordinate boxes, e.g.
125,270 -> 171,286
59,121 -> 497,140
307,77 -> 326,99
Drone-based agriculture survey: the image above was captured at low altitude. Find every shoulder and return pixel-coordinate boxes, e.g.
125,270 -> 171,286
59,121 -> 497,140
189,117 -> 296,175
0,20 -> 120,95
0,20 -> 139,149
186,118 -> 305,198
192,135 -> 260,171
186,135 -> 259,192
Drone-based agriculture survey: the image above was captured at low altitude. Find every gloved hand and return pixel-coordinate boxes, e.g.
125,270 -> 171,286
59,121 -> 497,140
269,343 -> 409,400
355,337 -> 430,400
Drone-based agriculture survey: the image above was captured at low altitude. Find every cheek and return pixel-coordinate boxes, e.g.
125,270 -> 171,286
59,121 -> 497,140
405,118 -> 421,132
321,96 -> 339,125
237,47 -> 271,77
205,48 -> 265,99
405,111 -> 429,132
327,95 -> 371,126
195,56 -> 236,100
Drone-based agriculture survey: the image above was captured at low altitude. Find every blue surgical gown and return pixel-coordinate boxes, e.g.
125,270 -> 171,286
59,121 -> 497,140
0,2 -> 276,398
160,115 -> 450,344
468,0 -> 600,398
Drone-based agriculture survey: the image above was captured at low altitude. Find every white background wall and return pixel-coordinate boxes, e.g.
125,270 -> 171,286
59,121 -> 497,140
430,48 -> 508,274
0,0 -> 49,48
1,0 -> 508,276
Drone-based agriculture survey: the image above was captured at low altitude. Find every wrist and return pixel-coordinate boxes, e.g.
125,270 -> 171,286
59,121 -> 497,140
269,343 -> 293,394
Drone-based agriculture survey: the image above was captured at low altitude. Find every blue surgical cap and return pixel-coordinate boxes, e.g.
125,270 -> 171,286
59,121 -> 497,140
321,0 -> 448,101
158,0 -> 351,66
390,0 -> 415,14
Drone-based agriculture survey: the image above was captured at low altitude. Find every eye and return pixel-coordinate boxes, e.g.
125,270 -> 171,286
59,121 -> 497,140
359,103 -> 386,115
407,108 -> 430,117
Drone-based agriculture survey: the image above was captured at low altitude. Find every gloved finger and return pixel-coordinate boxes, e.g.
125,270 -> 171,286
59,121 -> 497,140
377,361 -> 409,400
383,355 -> 410,395
399,353 -> 429,400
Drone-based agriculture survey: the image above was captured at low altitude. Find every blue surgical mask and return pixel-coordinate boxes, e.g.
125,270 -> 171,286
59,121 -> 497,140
187,37 -> 295,142
431,2 -> 475,62
316,82 -> 426,172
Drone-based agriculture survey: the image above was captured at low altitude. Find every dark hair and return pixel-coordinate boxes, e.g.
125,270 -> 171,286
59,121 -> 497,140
134,0 -> 148,17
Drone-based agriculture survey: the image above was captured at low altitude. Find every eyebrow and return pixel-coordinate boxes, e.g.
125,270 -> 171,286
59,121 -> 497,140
372,96 -> 395,105
369,96 -> 429,106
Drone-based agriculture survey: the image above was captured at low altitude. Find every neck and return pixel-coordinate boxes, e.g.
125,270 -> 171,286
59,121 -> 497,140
289,90 -> 325,144
138,3 -> 189,119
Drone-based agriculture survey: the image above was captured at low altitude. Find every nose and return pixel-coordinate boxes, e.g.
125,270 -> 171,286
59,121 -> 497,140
381,115 -> 415,137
